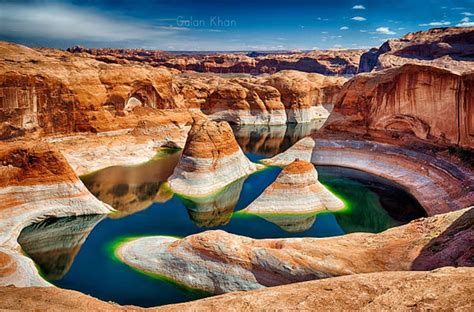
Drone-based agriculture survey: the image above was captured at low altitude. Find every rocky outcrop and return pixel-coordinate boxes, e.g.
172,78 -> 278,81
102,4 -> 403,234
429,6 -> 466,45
0,142 -> 112,287
68,47 -> 365,75
359,27 -> 474,73
174,71 -> 346,125
115,208 -> 473,294
242,160 -> 344,215
168,119 -> 258,196
262,134 -> 474,216
0,41 -> 186,139
330,64 -> 474,149
2,267 -> 473,311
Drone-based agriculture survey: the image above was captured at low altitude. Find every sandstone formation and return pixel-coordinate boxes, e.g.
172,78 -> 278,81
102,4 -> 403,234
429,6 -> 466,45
1,267 -> 473,311
0,142 -> 112,287
81,147 -> 181,218
242,160 -> 344,215
329,64 -> 474,149
0,41 -> 189,139
359,27 -> 474,73
68,46 -> 365,75
116,208 -> 473,294
17,214 -> 104,280
181,178 -> 246,228
174,71 -> 345,125
262,134 -> 474,215
168,119 -> 259,196
256,214 -> 318,233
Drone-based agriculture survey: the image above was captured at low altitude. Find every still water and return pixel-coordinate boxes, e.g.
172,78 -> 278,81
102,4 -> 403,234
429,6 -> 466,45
18,124 -> 426,307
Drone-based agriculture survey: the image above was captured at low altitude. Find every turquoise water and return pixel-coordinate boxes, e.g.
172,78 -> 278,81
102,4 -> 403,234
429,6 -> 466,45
18,126 -> 426,307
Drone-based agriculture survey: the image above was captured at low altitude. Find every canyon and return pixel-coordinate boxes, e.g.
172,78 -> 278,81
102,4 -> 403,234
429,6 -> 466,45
0,26 -> 473,311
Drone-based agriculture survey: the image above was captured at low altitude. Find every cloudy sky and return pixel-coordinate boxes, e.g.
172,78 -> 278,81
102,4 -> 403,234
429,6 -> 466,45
0,0 -> 473,51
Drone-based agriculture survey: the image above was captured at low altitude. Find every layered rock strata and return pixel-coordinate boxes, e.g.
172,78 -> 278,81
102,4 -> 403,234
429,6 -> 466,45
0,143 -> 112,287
2,267 -> 472,311
262,135 -> 474,215
242,160 -> 344,215
116,208 -> 473,294
68,46 -> 365,75
168,119 -> 258,196
0,41 -> 186,139
330,64 -> 474,149
359,27 -> 474,73
174,71 -> 346,125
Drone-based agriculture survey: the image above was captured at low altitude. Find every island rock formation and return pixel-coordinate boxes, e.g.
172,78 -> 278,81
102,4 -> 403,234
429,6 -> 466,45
168,119 -> 258,196
242,160 -> 344,215
115,208 -> 473,294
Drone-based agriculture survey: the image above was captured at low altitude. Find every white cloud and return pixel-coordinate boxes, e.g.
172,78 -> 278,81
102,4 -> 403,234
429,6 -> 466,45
321,31 -> 328,34
359,29 -> 367,32
351,16 -> 367,21
461,12 -> 474,16
0,2 -> 178,44
457,17 -> 474,27
458,22 -> 474,26
375,27 -> 396,35
419,21 -> 451,26
340,26 -> 349,30
352,5 -> 366,10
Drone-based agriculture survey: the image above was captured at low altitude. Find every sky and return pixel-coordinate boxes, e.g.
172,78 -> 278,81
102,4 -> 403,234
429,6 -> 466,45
0,0 -> 473,51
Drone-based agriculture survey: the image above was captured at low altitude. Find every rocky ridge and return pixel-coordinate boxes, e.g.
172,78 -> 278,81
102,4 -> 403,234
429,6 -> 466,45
116,208 -> 473,294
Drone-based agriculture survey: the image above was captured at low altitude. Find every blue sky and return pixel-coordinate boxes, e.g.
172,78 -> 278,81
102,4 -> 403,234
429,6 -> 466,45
0,0 -> 473,51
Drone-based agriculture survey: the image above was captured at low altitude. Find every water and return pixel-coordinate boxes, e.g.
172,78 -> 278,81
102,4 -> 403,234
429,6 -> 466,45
18,123 -> 426,307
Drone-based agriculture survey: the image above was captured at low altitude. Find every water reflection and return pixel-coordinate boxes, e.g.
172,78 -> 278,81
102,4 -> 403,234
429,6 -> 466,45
18,214 -> 104,280
231,119 -> 326,157
81,148 -> 180,218
180,178 -> 246,227
256,214 -> 317,233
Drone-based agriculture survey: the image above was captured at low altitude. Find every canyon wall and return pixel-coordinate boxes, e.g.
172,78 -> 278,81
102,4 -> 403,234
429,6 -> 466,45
359,27 -> 474,73
329,64 -> 474,149
68,46 -> 364,76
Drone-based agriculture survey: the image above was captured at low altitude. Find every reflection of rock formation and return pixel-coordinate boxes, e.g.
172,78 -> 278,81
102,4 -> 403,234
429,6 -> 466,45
260,214 -> 317,233
232,119 -> 326,156
168,119 -> 258,196
262,135 -> 474,215
243,160 -> 344,215
116,208 -> 472,294
81,148 -> 180,218
180,178 -> 246,228
18,215 -> 104,280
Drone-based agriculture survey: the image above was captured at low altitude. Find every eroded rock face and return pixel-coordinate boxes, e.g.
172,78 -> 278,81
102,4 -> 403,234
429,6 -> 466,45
0,142 -> 112,287
359,27 -> 474,73
0,41 -> 181,138
330,64 -> 474,149
174,71 -> 346,125
242,160 -> 344,215
262,135 -> 474,215
116,208 -> 473,294
168,119 -> 258,196
68,47 -> 365,75
2,267 -> 473,311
